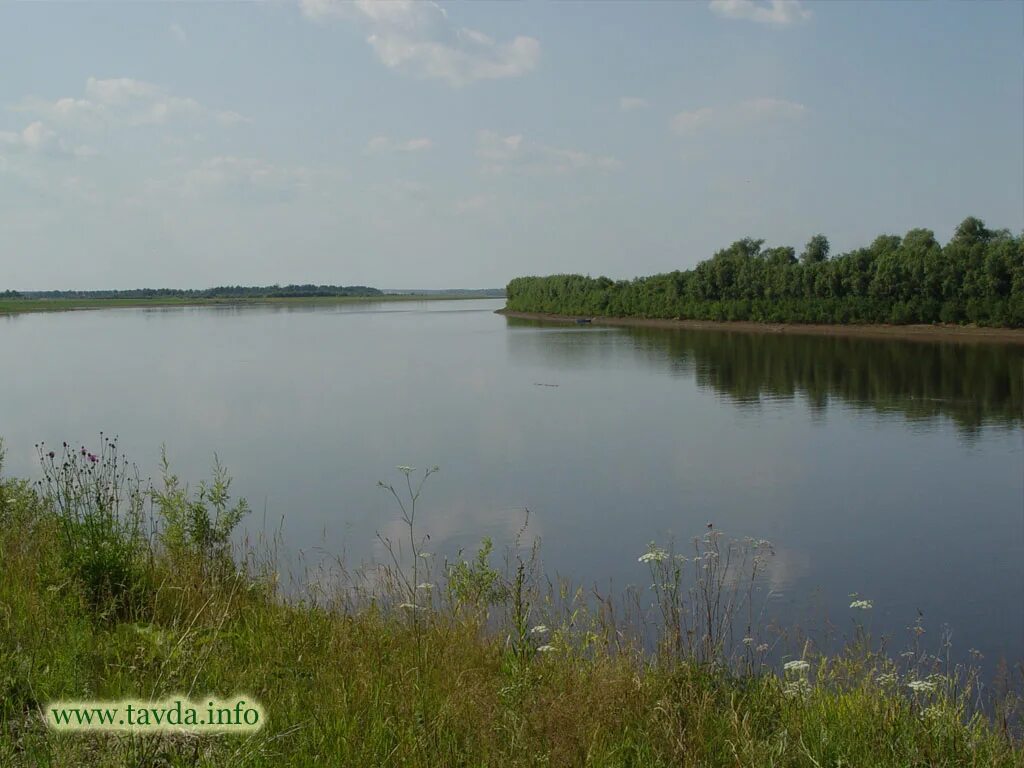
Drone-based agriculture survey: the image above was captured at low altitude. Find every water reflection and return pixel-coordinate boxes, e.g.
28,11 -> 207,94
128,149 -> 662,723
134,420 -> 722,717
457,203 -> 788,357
506,319 -> 1024,434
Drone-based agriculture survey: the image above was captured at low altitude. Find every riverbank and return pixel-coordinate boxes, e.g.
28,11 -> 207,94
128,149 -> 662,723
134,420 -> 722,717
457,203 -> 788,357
498,308 -> 1024,345
0,294 -> 490,317
1,443 -> 1020,767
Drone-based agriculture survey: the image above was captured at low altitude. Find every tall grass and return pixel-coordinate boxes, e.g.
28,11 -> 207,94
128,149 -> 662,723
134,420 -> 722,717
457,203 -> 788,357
0,442 -> 1020,767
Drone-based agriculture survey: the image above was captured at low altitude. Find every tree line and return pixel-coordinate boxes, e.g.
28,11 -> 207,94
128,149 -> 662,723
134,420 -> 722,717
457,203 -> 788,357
505,217 -> 1024,327
10,284 -> 383,300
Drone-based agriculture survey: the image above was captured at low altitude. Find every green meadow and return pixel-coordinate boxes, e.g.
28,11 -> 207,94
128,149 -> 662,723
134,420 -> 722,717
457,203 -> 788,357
0,441 -> 1020,767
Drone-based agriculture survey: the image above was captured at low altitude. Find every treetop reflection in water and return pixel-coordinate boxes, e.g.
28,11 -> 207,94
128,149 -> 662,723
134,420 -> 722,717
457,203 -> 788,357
505,318 -> 1024,435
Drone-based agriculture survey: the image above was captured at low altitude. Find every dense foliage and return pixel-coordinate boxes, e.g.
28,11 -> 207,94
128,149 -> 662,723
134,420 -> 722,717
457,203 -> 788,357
506,217 -> 1024,327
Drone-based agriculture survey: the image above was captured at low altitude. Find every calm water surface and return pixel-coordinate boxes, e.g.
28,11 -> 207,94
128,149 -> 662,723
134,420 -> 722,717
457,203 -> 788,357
3,299 -> 1022,665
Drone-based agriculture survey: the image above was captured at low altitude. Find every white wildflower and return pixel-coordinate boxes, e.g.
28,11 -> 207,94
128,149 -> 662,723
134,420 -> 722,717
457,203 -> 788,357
418,552 -> 433,559
396,465 -> 416,473
850,599 -> 873,610
530,625 -> 549,635
398,602 -> 423,612
416,583 -> 433,591
907,679 -> 936,694
784,679 -> 811,699
756,644 -> 769,653
875,672 -> 899,686
784,660 -> 810,674
536,644 -> 556,652
742,637 -> 754,646
638,545 -> 668,564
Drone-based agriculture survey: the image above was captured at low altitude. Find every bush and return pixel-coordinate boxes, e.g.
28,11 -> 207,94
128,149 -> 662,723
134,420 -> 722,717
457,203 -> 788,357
150,447 -> 249,578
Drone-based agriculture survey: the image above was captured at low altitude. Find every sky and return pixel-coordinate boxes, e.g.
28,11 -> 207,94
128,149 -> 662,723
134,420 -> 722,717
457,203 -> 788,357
0,0 -> 1021,290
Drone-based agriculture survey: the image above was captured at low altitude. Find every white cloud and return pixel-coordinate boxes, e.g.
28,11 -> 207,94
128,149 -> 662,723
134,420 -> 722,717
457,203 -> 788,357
0,121 -> 94,157
365,136 -> 433,154
371,178 -> 429,203
476,130 -> 620,175
737,97 -> 807,120
670,107 -> 715,135
60,175 -> 103,204
299,0 -> 540,87
709,0 -> 811,26
453,194 -> 491,214
619,96 -> 649,112
671,98 -> 807,135
181,156 -> 315,196
17,77 -> 246,130
0,121 -> 57,152
169,23 -> 187,44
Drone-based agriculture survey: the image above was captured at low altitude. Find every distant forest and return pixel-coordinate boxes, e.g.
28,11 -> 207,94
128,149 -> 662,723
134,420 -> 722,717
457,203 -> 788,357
3,284 -> 383,300
506,217 -> 1024,327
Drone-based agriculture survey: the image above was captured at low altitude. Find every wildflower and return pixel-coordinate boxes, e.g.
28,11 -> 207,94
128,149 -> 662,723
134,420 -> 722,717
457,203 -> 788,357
536,645 -> 556,653
638,545 -> 668,564
47,451 -> 55,459
875,672 -> 899,686
784,679 -> 811,699
783,660 -> 810,674
850,599 -> 873,610
396,465 -> 415,473
418,552 -> 433,559
756,644 -> 769,653
398,602 -> 423,612
530,625 -> 549,635
742,637 -> 754,646
416,583 -> 433,591
907,679 -> 936,694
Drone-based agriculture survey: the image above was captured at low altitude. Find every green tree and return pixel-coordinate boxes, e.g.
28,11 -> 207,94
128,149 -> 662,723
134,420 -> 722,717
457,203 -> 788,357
801,234 -> 830,265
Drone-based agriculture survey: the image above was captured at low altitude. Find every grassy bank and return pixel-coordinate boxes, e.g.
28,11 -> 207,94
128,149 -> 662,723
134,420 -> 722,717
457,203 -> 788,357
1,441 -> 1020,767
0,294 -> 488,317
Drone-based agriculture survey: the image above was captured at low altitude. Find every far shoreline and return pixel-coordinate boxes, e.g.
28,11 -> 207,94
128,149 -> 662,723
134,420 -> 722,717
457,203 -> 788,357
497,308 -> 1024,345
0,293 -> 493,317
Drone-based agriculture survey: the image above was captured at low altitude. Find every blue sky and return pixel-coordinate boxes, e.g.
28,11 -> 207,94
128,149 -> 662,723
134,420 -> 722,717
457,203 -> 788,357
1,0 -> 1021,290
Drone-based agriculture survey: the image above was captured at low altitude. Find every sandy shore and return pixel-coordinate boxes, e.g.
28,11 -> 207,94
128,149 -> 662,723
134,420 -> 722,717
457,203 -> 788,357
496,309 -> 1024,345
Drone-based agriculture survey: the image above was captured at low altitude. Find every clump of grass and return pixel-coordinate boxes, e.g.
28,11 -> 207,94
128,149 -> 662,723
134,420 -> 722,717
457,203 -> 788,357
0,442 -> 1020,767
